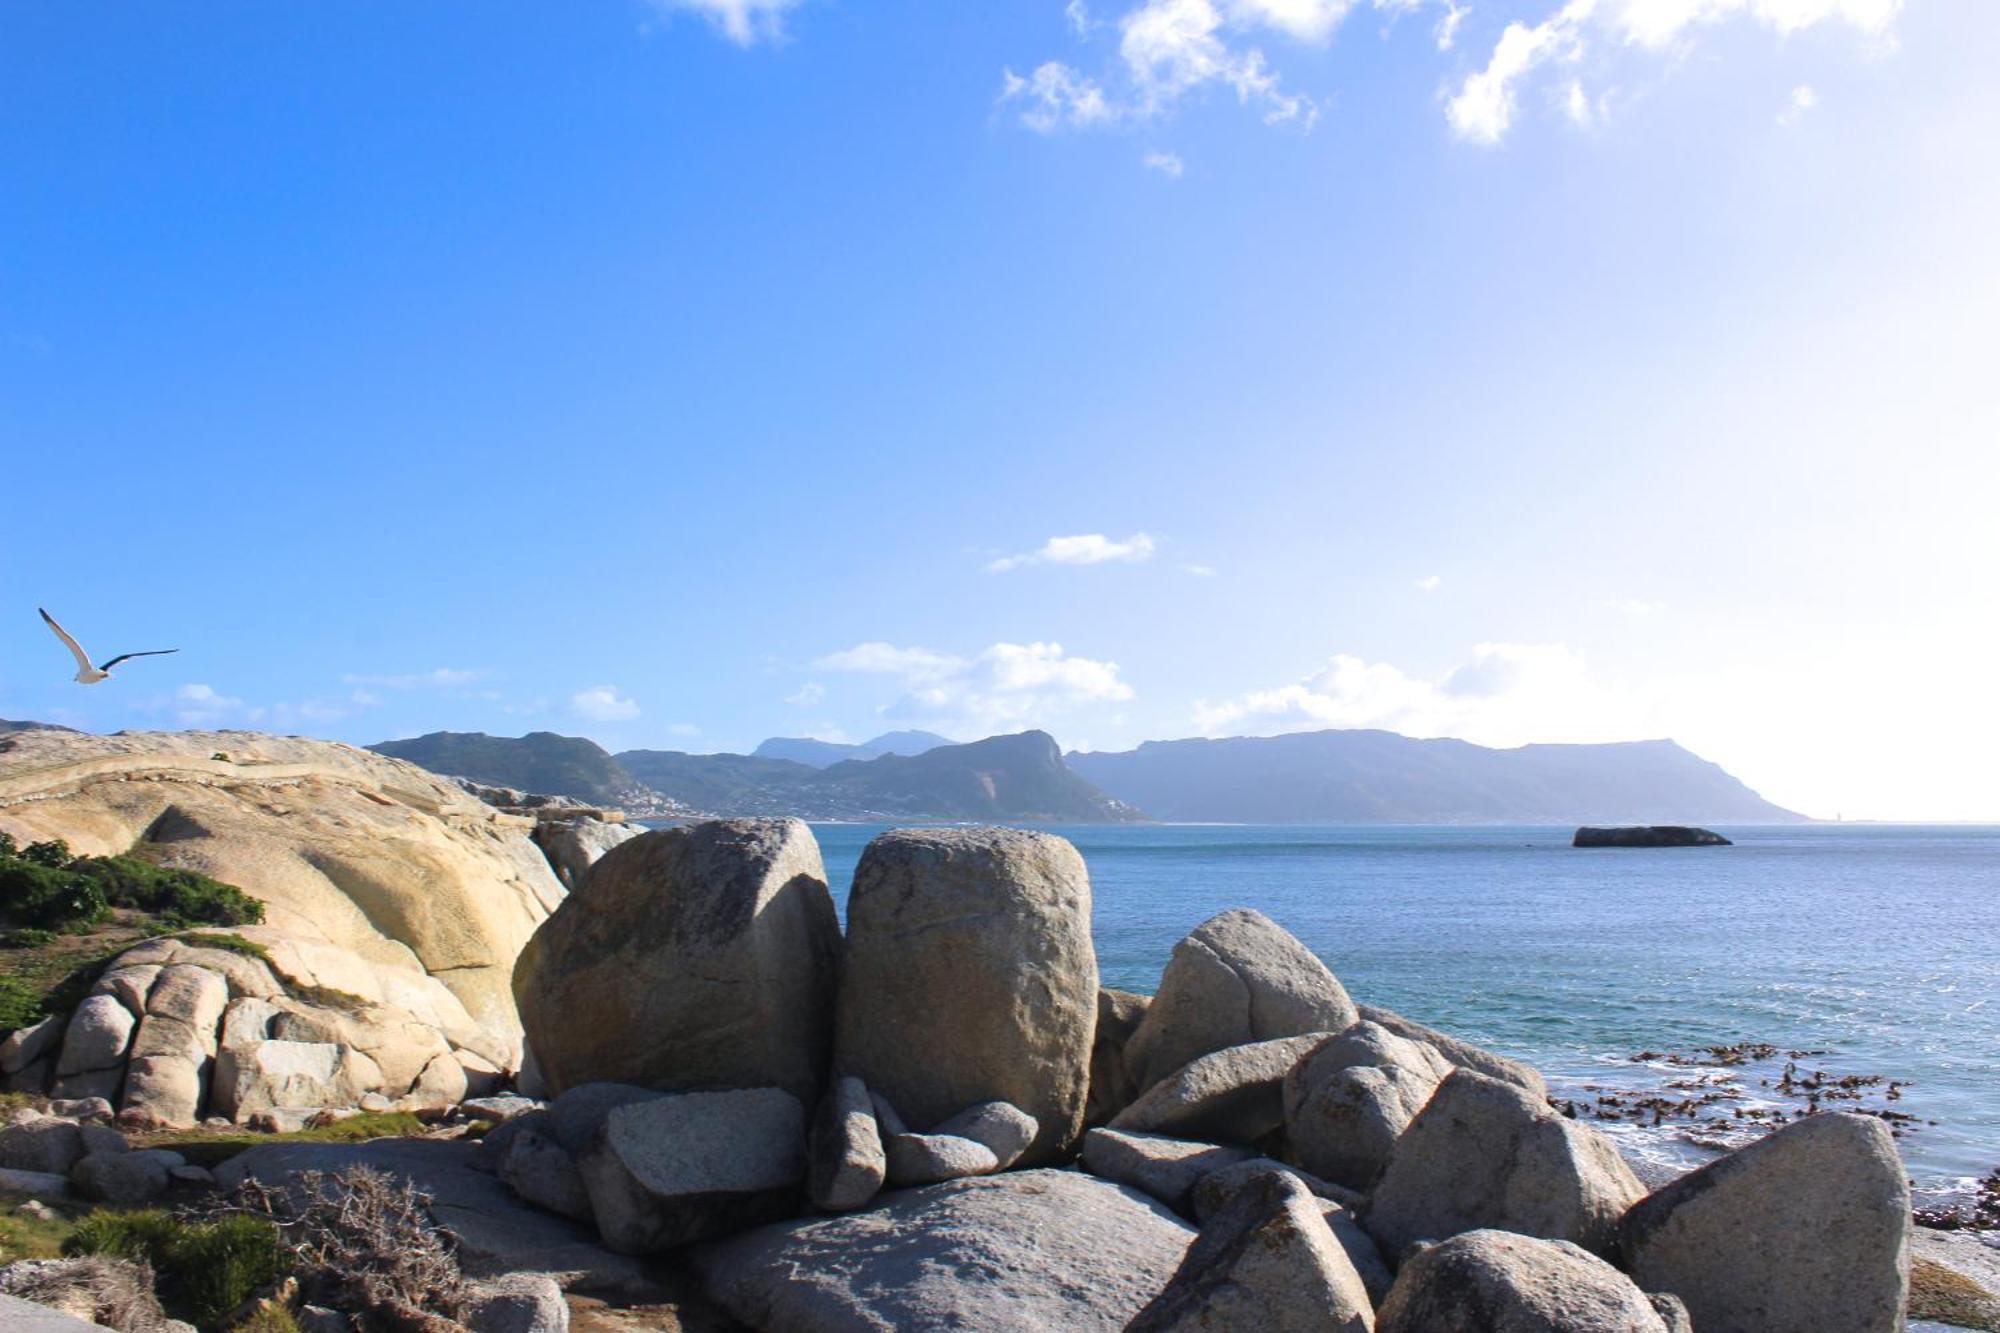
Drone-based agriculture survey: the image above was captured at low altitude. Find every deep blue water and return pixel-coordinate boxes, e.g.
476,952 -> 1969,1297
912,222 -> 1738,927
807,822 -> 2000,1197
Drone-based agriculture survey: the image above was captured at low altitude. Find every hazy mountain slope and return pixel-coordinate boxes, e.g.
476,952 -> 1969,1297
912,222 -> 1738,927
751,730 -> 954,768
1067,730 -> 1803,824
369,730 -> 644,808
612,749 -> 823,815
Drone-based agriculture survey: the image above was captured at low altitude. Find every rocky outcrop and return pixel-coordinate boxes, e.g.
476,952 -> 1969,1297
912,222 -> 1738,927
1123,909 -> 1357,1097
697,1170 -> 1196,1331
1378,1230 -> 1691,1332
1573,825 -> 1731,848
1354,1004 -> 1547,1096
1616,1111 -> 1910,1333
1285,1020 -> 1453,1189
1365,1069 -> 1644,1259
832,827 -> 1097,1165
1080,1128 -> 1258,1216
1087,987 -> 1149,1125
514,819 -> 841,1103
1128,1170 -> 1374,1333
530,817 -> 646,893
0,727 -> 564,1060
576,1087 -> 807,1253
1110,1034 -> 1328,1143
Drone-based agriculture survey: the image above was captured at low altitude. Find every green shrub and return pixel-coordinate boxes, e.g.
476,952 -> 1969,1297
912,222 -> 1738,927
66,1208 -> 285,1328
0,857 -> 110,931
0,973 -> 45,1029
1,927 -> 59,948
74,856 -> 265,928
174,932 -> 271,961
19,839 -> 73,868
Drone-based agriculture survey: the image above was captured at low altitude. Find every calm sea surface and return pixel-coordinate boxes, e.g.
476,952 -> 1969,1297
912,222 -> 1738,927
805,822 -> 2000,1200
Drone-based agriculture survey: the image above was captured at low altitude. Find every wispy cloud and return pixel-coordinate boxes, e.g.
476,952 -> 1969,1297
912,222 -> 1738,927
571,685 -> 641,722
785,681 -> 827,706
1415,574 -> 1443,592
1184,562 -> 1220,577
644,0 -> 802,46
1142,149 -> 1186,176
1778,83 -> 1819,126
988,532 -> 1158,572
340,667 -> 484,691
818,640 -> 1135,734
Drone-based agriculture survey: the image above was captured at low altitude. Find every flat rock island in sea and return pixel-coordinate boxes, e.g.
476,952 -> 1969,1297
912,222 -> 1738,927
1573,825 -> 1733,848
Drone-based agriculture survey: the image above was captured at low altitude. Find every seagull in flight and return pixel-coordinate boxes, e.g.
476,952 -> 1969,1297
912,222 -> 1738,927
39,608 -> 178,684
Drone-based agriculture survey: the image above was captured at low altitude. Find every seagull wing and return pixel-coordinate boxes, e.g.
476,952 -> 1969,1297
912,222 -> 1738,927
39,608 -> 94,674
98,649 -> 180,671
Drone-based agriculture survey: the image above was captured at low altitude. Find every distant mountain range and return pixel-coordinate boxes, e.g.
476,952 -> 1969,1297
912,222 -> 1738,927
1068,731 -> 1804,824
363,725 -> 1802,825
751,730 -> 954,768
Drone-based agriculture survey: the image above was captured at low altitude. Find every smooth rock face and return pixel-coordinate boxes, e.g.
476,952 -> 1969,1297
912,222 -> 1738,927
884,1132 -> 1001,1187
72,1149 -> 177,1205
1192,1159 -> 1366,1221
1286,1021 -> 1454,1190
1080,1128 -> 1258,1216
1355,1004 -> 1547,1097
1128,1169 -> 1374,1333
0,1116 -> 85,1175
698,1169 -> 1197,1332
499,1127 -> 594,1223
1617,1111 -> 1911,1333
808,1076 -> 885,1212
1123,909 -> 1356,1097
1110,1034 -> 1328,1143
146,964 -> 229,1034
1188,1162 -> 1390,1303
932,1101 -> 1038,1170
211,1040 -> 384,1122
54,995 -> 135,1077
1366,1070 -> 1645,1259
515,819 -> 841,1103
578,1087 -> 807,1253
0,1015 -> 66,1074
1087,988 -> 1150,1125
1378,1229 -> 1686,1333
548,1083 -> 665,1156
121,1055 -> 204,1127
833,826 -> 1097,1165
532,819 -> 646,893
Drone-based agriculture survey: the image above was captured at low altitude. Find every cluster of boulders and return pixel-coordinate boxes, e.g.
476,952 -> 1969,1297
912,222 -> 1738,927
0,1099 -> 211,1208
456,817 -> 1913,1331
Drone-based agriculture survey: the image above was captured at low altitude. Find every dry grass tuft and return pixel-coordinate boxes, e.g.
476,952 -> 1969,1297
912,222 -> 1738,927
1911,1256 -> 2000,1332
0,1253 -> 177,1332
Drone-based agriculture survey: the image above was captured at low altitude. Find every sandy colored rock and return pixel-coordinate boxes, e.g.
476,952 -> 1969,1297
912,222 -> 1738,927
0,1014 -> 66,1074
1616,1111 -> 1911,1333
0,727 -> 565,1060
145,964 -> 228,1035
1128,1169 -> 1374,1333
834,826 -> 1097,1165
1286,1020 -> 1454,1189
1379,1229 -> 1687,1332
578,1087 -> 807,1253
1366,1070 -> 1644,1259
211,1039 -> 384,1121
1087,987 -> 1150,1125
1110,1034 -> 1327,1142
808,1075 -> 885,1212
1124,908 -> 1356,1097
698,1170 -> 1196,1331
121,1055 -> 204,1127
55,995 -> 135,1077
516,819 -> 841,1103
219,996 -> 280,1050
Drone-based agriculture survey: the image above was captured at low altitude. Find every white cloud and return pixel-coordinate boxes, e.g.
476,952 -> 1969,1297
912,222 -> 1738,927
1001,62 -> 1119,132
1416,573 -> 1443,592
174,682 -> 253,727
1184,562 -> 1220,577
1778,82 -> 1819,125
571,685 -> 641,722
819,640 -> 1135,734
1449,0 -> 1896,144
1436,0 -> 1469,48
1143,149 -> 1187,175
1067,0 -> 1101,35
1120,0 -> 1318,125
786,681 -> 827,706
645,0 -> 802,46
340,668 -> 483,691
1194,642 -> 1647,747
988,532 -> 1158,572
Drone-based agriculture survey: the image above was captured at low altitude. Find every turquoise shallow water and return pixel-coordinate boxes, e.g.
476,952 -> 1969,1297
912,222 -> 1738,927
807,822 -> 2000,1199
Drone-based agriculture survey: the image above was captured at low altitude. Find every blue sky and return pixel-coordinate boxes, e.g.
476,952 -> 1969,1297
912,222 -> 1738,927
3,0 -> 1995,819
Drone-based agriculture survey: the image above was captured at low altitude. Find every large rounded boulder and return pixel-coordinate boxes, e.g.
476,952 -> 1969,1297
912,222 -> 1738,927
1378,1230 -> 1691,1332
515,818 -> 841,1103
1123,908 -> 1356,1097
832,827 -> 1097,1166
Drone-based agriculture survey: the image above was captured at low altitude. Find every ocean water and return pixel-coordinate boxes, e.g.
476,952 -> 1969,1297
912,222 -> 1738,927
807,822 -> 2000,1201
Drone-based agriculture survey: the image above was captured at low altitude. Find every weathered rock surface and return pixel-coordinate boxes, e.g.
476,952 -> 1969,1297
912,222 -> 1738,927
577,1087 -> 807,1253
698,1169 -> 1196,1331
1080,1128 -> 1258,1216
833,826 -> 1097,1165
120,1055 -> 205,1128
1378,1229 -> 1689,1333
1189,1161 -> 1390,1303
0,1165 -> 72,1198
1356,1004 -> 1547,1097
466,1272 -> 571,1333
1191,1159 -> 1366,1222
1366,1069 -> 1644,1259
498,1126 -> 593,1223
211,1040 -> 384,1122
1124,908 -> 1356,1097
0,1015 -> 65,1074
0,1116 -> 87,1175
73,1148 -> 180,1205
1286,1020 -> 1454,1189
808,1075 -> 885,1212
54,996 -> 135,1078
883,1132 -> 1001,1187
1616,1111 -> 1911,1333
1110,1034 -> 1327,1142
931,1100 -> 1038,1169
531,818 -> 646,893
0,728 -> 566,1058
1128,1169 -> 1375,1333
547,1082 -> 665,1155
515,819 -> 841,1103
1087,987 -> 1149,1125
215,1139 -> 663,1297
